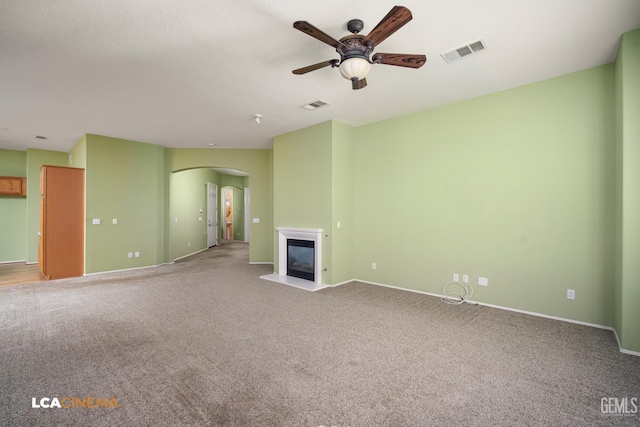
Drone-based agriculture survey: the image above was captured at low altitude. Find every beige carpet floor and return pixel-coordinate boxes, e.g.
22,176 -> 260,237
1,241 -> 639,426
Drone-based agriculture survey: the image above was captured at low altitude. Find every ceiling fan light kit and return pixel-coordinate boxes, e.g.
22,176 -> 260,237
339,58 -> 371,81
292,6 -> 426,90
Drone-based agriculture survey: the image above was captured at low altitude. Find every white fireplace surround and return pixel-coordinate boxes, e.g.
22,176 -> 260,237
260,227 -> 326,292
277,227 -> 322,283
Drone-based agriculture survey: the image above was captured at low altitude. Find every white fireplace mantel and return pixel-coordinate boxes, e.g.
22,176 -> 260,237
260,227 -> 326,292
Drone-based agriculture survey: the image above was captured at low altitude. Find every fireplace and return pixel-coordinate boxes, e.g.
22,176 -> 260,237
287,239 -> 315,281
260,227 -> 325,291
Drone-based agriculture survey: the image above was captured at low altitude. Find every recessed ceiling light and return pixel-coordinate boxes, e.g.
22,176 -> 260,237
34,135 -> 48,140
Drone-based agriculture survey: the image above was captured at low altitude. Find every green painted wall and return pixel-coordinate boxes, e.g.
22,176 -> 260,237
353,65 -> 615,327
26,148 -> 68,263
273,121 -> 333,284
331,121 -> 355,284
70,135 -> 86,169
171,168 -> 220,259
0,149 -> 28,262
614,29 -> 640,352
170,149 -> 272,264
221,174 -> 244,188
84,135 -> 168,273
0,149 -> 26,176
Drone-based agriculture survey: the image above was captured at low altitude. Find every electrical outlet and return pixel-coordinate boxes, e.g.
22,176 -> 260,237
372,262 -> 377,270
462,274 -> 469,284
567,289 -> 575,300
127,252 -> 133,259
134,251 -> 140,258
453,273 -> 459,282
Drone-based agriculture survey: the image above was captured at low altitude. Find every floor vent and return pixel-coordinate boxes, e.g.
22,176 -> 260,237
302,100 -> 329,110
441,39 -> 487,63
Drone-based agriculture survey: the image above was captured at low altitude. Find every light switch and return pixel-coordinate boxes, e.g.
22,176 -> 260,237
252,218 -> 260,223
198,216 -> 202,221
92,218 -> 101,225
112,218 -> 118,225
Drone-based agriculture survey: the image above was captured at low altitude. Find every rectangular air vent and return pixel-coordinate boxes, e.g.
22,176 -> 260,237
302,99 -> 329,110
440,39 -> 487,63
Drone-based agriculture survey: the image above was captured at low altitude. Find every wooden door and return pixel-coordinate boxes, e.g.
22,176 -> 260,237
40,166 -> 84,279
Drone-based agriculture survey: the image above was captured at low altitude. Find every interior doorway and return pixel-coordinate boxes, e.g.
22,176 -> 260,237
223,189 -> 233,240
207,182 -> 218,247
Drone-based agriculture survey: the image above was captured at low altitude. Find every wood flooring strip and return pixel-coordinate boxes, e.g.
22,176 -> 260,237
0,263 -> 47,287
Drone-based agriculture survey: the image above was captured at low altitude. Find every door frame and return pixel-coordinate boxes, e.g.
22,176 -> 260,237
206,182 -> 218,247
244,187 -> 250,242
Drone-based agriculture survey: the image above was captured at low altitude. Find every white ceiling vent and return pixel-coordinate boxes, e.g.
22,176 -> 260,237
441,39 -> 487,63
302,100 -> 329,111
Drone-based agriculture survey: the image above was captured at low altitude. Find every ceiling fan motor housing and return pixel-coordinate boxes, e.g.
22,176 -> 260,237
337,35 -> 375,64
347,19 -> 364,34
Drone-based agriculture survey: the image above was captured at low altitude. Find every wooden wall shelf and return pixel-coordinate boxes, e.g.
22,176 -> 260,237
0,176 -> 27,196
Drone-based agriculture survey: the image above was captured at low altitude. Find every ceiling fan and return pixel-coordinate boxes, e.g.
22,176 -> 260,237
292,6 -> 426,90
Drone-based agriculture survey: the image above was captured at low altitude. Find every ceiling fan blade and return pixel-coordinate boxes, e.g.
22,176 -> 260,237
363,6 -> 413,47
292,59 -> 338,75
372,53 -> 426,68
352,78 -> 367,90
294,21 -> 343,48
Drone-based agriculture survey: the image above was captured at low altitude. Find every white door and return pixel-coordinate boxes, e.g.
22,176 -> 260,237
207,182 -> 218,247
244,187 -> 250,242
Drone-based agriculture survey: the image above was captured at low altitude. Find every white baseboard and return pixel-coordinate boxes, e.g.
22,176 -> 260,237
173,247 -> 208,261
83,263 -> 165,276
353,278 -> 639,357
469,299 -> 612,331
0,260 -> 27,265
612,329 -> 640,357
356,279 -> 447,300
249,262 -> 273,265
331,279 -> 354,287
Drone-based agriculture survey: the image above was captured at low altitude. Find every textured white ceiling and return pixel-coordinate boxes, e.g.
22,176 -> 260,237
1,0 -> 639,153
